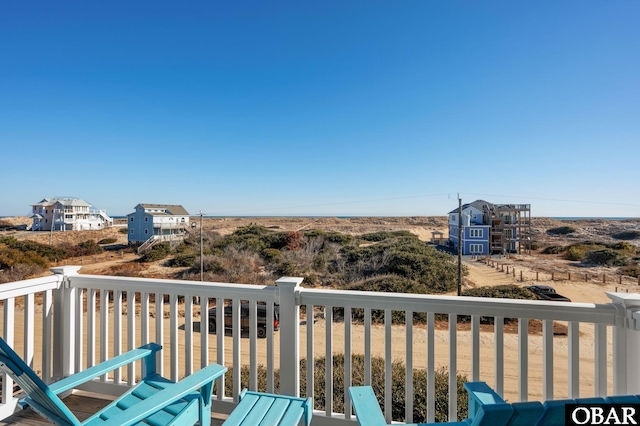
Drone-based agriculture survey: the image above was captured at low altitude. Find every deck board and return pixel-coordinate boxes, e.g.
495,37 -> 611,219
0,393 -> 228,425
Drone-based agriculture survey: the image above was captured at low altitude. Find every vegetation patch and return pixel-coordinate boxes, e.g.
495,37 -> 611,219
226,354 -> 468,423
547,226 -> 576,235
98,237 -> 117,245
174,227 -> 461,292
583,249 -> 630,267
542,245 -> 565,254
612,230 -> 640,240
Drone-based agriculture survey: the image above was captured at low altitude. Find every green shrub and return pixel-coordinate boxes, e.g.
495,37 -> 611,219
139,242 -> 171,262
620,265 -> 640,278
360,231 -> 415,242
226,354 -> 468,423
165,252 -> 196,267
542,245 -> 565,254
462,284 -> 536,300
584,249 -> 629,267
457,285 -> 535,324
547,226 -> 576,235
98,238 -> 117,244
566,243 -> 605,261
608,242 -> 635,253
612,230 -> 640,240
119,227 -> 128,234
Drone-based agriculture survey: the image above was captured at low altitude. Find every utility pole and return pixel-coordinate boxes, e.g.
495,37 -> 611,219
200,211 -> 204,281
457,195 -> 462,296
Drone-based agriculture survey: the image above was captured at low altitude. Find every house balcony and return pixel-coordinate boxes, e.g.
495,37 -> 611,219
1,267 -> 639,425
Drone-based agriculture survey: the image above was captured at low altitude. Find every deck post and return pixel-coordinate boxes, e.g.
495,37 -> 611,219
51,266 -> 81,381
607,292 -> 640,394
277,277 -> 304,397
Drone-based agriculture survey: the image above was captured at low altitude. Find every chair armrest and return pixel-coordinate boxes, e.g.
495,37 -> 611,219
49,343 -> 162,395
103,363 -> 227,426
348,386 -> 387,426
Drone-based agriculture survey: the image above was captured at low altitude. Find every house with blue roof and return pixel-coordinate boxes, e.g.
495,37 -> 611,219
448,200 -> 531,255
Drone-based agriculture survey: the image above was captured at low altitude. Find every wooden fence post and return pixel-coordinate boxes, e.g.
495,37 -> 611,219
520,271 -> 523,282
603,274 -> 606,284
551,272 -> 554,281
568,272 -> 571,281
536,271 -> 539,281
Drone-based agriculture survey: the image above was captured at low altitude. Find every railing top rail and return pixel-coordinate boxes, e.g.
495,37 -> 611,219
68,274 -> 278,302
299,288 -> 619,324
0,275 -> 62,300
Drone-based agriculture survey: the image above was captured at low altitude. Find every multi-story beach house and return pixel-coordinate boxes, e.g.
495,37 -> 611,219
448,200 -> 531,255
30,198 -> 113,231
127,203 -> 190,246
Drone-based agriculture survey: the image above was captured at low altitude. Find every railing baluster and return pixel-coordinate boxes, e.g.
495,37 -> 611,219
214,297 -> 224,400
24,294 -> 34,369
42,289 -> 54,382
155,292 -> 164,376
74,288 -> 83,375
448,313 -> 457,422
184,295 -> 193,377
385,309 -> 392,423
543,319 -> 554,400
201,296 -> 210,370
325,306 -> 333,416
267,302 -> 275,394
127,291 -> 136,386
141,292 -> 149,345
305,304 -> 314,403
113,290 -> 122,384
595,323 -> 607,397
364,308 -> 371,386
568,321 -> 579,398
471,314 -> 480,381
518,318 -> 529,401
87,288 -> 96,369
249,301 -> 257,391
232,298 -> 241,403
169,294 -> 178,382
494,316 -> 504,396
405,310 -> 413,423
2,298 -> 15,405
427,311 -> 435,423
344,306 -> 352,420
100,289 -> 109,381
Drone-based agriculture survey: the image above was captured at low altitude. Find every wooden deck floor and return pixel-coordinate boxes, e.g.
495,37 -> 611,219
0,392 -> 228,425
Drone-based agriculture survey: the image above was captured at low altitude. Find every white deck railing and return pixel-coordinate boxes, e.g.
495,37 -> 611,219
1,266 -> 640,425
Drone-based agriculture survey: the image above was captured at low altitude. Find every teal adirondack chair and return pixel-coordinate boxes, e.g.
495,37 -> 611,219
0,337 -> 227,425
349,382 -> 515,426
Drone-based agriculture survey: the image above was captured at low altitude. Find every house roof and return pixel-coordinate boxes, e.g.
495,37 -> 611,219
448,200 -> 494,214
32,198 -> 92,207
137,204 -> 190,216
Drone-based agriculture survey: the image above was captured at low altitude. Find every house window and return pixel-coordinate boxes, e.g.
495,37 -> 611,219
130,229 -> 134,233
470,229 -> 483,238
505,229 -> 513,239
451,214 -> 457,222
130,217 -> 134,222
144,229 -> 148,234
145,217 -> 148,222
469,244 -> 483,253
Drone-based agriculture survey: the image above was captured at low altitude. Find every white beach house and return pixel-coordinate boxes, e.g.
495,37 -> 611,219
30,198 -> 113,231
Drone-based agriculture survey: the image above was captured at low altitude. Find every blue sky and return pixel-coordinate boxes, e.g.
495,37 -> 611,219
1,1 -> 638,217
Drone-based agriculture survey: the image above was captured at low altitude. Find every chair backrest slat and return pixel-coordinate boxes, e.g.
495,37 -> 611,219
0,338 -> 79,425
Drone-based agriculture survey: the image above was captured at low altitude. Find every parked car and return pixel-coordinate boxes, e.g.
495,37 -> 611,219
208,303 -> 279,338
525,285 -> 571,302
